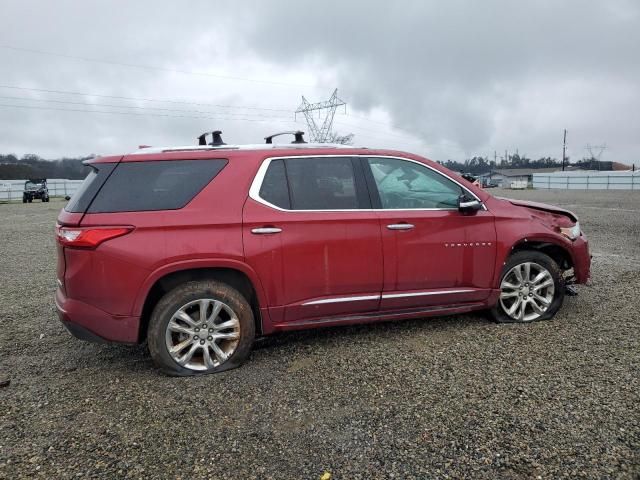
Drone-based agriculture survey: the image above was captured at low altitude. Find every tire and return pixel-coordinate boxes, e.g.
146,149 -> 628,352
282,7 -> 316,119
22,196 -> 27,203
490,250 -> 564,323
147,280 -> 255,376
28,198 -> 32,203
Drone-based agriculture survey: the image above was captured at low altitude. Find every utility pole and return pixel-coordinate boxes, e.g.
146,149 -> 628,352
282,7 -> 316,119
562,129 -> 567,171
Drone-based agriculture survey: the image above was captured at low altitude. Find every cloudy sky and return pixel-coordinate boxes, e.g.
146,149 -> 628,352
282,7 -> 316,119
0,0 -> 638,166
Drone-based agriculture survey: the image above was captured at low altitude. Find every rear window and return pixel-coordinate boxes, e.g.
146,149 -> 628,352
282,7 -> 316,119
65,163 -> 117,213
286,157 -> 360,210
87,160 -> 227,213
67,159 -> 227,214
256,156 -> 371,210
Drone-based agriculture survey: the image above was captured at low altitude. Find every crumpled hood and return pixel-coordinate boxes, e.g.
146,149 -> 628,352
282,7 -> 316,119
505,198 -> 578,223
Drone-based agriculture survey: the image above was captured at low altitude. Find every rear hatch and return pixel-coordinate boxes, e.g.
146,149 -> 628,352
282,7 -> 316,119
56,156 -> 122,288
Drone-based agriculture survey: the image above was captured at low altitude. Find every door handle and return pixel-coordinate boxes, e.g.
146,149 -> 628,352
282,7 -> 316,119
387,223 -> 415,230
251,227 -> 282,234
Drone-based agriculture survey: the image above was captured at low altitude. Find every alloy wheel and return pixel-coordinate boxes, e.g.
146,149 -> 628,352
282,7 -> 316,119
499,262 -> 555,322
165,298 -> 241,371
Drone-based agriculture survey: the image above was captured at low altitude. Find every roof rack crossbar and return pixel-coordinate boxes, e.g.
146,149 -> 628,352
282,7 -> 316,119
264,131 -> 307,144
197,130 -> 226,146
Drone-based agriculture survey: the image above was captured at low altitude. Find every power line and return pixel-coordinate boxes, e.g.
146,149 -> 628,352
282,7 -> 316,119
1,83 -> 465,150
0,103 -> 300,124
0,84 -> 291,112
0,95 -> 292,119
2,102 -> 466,158
0,44 -> 316,88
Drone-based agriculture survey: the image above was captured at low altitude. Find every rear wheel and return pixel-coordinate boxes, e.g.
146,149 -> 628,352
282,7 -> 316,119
148,280 -> 255,375
491,251 -> 564,323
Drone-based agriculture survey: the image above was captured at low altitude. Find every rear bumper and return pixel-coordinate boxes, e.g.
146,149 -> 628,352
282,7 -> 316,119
55,288 -> 140,344
571,234 -> 591,284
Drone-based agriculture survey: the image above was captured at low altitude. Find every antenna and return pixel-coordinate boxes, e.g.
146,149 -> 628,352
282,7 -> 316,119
295,89 -> 348,143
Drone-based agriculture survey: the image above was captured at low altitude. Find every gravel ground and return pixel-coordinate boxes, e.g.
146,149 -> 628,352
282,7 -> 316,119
0,190 -> 638,479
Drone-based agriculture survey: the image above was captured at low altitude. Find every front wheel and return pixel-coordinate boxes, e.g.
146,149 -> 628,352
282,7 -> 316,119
148,280 -> 255,376
490,251 -> 564,323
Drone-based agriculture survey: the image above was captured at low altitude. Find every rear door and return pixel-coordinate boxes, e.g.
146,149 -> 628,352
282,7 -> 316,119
243,156 -> 383,325
363,156 -> 497,311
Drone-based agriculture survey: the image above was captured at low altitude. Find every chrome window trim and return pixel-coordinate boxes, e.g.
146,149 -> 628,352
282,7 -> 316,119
301,289 -> 477,306
248,154 -> 486,212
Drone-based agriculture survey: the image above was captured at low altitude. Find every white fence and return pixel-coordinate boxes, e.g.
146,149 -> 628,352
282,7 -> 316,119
0,179 -> 84,201
533,171 -> 640,190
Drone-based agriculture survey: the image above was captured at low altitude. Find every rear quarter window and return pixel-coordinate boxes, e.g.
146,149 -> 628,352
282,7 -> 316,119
86,159 -> 227,213
65,162 -> 117,213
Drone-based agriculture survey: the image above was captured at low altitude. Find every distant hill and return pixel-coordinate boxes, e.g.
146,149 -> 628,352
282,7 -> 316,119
0,154 -> 93,180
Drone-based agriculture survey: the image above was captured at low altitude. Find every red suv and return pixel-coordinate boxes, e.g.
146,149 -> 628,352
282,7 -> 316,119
55,131 -> 591,375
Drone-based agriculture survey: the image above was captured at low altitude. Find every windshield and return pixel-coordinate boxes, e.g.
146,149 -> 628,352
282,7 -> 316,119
25,182 -> 43,189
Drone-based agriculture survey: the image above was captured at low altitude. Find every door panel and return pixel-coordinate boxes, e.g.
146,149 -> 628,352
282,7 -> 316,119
243,155 -> 383,324
243,199 -> 383,322
377,209 -> 496,310
363,156 -> 497,310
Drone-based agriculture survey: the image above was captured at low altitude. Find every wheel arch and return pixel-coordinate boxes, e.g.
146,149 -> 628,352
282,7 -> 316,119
135,260 -> 269,343
510,239 -> 573,270
493,235 -> 575,287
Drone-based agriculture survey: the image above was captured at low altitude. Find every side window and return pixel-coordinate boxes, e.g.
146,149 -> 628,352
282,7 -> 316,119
367,157 -> 463,209
285,157 -> 360,210
259,159 -> 291,209
87,159 -> 227,213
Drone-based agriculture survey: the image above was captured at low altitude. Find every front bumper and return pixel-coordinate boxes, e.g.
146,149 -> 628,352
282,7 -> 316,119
55,288 -> 140,344
571,234 -> 591,284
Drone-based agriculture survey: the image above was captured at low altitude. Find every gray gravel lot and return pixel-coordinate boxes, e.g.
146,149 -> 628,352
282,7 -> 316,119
0,189 -> 639,479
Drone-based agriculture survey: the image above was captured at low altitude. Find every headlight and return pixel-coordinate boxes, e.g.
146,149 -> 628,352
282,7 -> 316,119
559,222 -> 581,240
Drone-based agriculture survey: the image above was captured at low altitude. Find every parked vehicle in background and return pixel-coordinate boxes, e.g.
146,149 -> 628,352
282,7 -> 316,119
23,178 -> 49,203
482,179 -> 499,188
55,131 -> 591,375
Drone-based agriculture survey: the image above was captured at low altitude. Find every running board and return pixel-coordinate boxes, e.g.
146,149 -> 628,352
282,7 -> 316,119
272,302 -> 486,331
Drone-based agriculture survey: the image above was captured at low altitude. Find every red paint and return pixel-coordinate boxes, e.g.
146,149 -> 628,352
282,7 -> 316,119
56,147 -> 591,343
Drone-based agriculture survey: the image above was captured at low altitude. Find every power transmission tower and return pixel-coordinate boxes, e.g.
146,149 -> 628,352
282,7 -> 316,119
296,89 -> 347,143
585,143 -> 607,170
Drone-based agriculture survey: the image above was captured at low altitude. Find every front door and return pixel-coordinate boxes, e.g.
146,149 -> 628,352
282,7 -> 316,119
363,156 -> 496,311
243,156 -> 383,325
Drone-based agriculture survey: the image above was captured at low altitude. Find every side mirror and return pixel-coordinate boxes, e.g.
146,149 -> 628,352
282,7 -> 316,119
458,195 -> 482,214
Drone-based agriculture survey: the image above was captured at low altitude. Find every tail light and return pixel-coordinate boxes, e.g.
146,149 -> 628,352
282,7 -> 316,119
56,225 -> 133,249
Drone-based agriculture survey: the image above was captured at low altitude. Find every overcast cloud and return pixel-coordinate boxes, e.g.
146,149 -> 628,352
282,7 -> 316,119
0,0 -> 638,165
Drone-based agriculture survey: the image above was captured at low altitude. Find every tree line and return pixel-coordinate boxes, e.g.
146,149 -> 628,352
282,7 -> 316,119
0,152 -> 617,180
438,154 -> 613,175
0,154 -> 93,180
